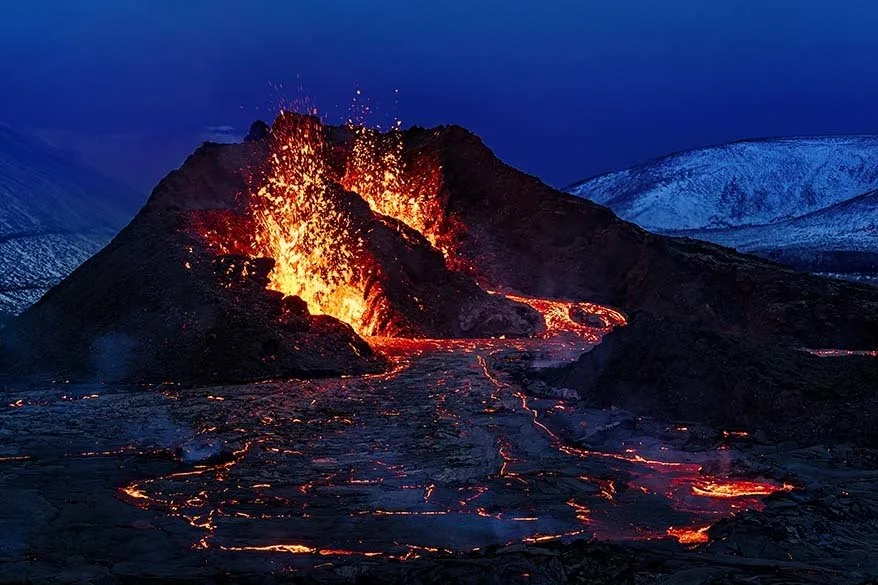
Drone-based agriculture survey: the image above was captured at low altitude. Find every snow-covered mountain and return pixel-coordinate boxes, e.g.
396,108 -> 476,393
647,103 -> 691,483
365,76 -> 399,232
0,125 -> 143,315
569,136 -> 878,231
568,136 -> 878,281
682,189 -> 878,252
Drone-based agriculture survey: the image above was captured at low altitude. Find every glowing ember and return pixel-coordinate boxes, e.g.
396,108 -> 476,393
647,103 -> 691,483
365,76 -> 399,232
667,525 -> 710,544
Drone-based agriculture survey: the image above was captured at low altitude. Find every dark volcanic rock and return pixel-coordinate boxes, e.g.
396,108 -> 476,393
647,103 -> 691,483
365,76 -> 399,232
541,313 -> 878,445
396,126 -> 878,349
244,119 -> 270,142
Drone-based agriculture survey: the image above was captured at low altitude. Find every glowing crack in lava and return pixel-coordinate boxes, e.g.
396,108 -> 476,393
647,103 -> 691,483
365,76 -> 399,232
117,340 -> 793,559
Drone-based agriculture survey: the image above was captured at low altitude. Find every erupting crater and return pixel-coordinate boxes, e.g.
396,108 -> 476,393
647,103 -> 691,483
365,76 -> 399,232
192,112 -> 622,343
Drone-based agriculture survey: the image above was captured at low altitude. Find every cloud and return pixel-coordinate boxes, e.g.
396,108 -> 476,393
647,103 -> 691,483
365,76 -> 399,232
201,125 -> 244,144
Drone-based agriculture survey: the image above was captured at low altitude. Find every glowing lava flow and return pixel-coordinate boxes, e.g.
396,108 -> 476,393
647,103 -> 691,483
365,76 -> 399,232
218,544 -> 383,558
691,480 -> 794,499
667,525 -> 711,545
496,292 -> 627,341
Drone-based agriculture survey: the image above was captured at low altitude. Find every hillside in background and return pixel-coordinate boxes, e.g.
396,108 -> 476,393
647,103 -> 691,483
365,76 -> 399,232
568,136 -> 878,280
0,125 -> 143,314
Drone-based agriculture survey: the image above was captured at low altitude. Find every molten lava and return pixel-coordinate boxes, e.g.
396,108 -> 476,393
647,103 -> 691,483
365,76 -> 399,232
691,480 -> 794,499
497,292 -> 627,341
667,525 -> 711,545
250,114 -> 372,332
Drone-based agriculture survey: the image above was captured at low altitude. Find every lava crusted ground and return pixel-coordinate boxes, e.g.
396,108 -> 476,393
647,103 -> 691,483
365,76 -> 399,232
1,340 -> 875,585
537,312 -> 878,446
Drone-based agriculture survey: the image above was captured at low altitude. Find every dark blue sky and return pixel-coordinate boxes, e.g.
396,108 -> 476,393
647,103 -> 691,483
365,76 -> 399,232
3,1 -> 878,190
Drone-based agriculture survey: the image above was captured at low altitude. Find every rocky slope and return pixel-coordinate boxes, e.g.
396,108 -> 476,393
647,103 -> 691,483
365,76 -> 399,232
540,313 -> 878,445
0,125 -> 142,314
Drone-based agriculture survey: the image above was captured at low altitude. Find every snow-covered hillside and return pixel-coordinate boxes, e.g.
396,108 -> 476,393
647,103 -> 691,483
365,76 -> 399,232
0,125 -> 142,314
568,136 -> 878,281
681,189 -> 878,254
569,136 -> 878,231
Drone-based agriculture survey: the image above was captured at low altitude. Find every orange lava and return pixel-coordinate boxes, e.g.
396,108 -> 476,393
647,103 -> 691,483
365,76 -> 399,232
249,113 -> 374,333
220,543 -> 383,557
667,525 -> 710,544
497,292 -> 626,340
691,480 -> 793,499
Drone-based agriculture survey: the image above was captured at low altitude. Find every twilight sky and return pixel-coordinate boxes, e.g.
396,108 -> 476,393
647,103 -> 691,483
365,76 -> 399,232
2,0 -> 878,191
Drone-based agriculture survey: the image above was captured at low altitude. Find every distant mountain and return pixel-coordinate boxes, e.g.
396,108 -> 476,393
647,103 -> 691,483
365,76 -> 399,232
676,189 -> 878,279
0,125 -> 143,314
568,136 -> 878,280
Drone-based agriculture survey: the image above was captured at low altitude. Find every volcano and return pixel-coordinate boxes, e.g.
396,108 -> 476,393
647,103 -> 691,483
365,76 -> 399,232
2,113 -> 878,383
3,114 -> 878,585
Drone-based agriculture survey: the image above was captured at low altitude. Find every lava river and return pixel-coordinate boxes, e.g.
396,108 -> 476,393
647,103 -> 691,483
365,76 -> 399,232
115,335 -> 790,560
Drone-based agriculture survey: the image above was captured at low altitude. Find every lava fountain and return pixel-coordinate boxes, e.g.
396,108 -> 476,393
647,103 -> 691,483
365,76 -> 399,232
194,110 -> 623,341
